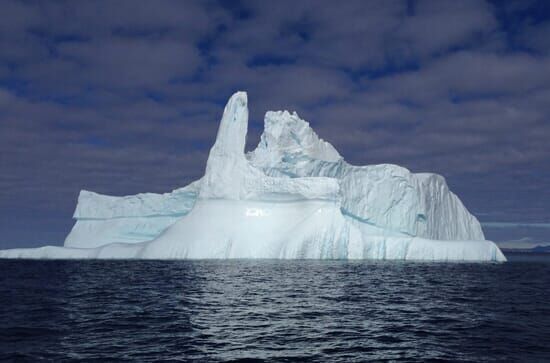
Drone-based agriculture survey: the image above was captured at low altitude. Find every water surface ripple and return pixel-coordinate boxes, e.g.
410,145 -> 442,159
1,255 -> 549,362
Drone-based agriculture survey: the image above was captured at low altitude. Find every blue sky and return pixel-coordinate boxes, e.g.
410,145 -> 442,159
0,0 -> 549,248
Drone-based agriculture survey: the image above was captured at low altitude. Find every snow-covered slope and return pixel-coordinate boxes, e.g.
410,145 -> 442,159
0,92 -> 505,261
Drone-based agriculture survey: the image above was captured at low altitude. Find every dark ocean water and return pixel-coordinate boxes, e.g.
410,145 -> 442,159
1,254 -> 549,362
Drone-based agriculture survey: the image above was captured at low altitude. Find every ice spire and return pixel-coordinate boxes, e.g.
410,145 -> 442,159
199,91 -> 251,199
210,91 -> 248,159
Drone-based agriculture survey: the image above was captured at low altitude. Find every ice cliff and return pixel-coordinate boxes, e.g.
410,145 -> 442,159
0,92 -> 505,261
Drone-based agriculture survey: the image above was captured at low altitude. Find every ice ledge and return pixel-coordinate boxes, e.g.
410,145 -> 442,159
73,180 -> 201,219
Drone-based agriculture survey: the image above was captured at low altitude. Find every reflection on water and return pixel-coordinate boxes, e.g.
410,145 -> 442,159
1,255 -> 549,361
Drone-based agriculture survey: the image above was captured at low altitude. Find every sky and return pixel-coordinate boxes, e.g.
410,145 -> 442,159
0,0 -> 549,249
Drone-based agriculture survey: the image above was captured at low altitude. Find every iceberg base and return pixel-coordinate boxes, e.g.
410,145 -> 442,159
0,199 -> 506,262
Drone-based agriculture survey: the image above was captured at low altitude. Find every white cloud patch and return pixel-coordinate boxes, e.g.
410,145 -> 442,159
0,0 -> 549,247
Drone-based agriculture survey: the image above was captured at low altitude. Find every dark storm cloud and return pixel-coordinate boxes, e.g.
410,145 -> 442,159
0,0 -> 549,247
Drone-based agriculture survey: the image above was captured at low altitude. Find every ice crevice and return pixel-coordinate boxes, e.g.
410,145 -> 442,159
0,91 -> 505,261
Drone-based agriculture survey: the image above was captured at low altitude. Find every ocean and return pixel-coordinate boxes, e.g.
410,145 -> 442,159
1,254 -> 549,362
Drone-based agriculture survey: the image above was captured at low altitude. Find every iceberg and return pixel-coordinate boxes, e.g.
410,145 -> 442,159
0,92 -> 505,261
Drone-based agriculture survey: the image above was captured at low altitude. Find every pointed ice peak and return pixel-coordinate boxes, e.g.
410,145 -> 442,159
250,110 -> 341,166
212,91 -> 248,157
200,92 -> 340,201
200,91 -> 253,199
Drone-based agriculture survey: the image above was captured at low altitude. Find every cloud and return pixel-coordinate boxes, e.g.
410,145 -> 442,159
0,0 -> 549,247
522,21 -> 550,54
211,0 -> 497,71
51,39 -> 203,89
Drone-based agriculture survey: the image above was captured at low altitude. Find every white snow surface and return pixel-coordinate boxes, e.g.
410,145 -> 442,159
0,91 -> 505,261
